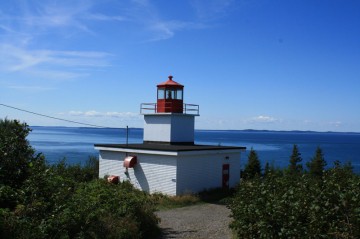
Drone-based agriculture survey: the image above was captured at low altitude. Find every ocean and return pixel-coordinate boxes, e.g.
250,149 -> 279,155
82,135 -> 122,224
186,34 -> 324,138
28,126 -> 360,173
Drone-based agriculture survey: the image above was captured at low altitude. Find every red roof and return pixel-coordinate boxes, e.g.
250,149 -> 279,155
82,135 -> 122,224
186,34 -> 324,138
157,75 -> 184,87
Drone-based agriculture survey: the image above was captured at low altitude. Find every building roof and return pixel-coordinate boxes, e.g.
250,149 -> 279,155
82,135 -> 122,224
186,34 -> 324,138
94,143 -> 246,152
157,75 -> 184,88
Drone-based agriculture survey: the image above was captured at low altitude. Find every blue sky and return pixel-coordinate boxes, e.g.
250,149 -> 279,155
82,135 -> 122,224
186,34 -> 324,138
1,0 -> 359,132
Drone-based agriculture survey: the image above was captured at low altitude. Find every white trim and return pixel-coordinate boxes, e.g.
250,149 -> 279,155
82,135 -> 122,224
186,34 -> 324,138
95,146 -> 243,157
95,147 -> 178,156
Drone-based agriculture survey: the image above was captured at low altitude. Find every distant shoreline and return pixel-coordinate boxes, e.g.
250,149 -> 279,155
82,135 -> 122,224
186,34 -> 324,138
30,125 -> 360,135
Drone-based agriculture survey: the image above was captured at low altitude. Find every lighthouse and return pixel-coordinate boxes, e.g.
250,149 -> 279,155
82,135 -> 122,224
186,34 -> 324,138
95,76 -> 245,195
141,75 -> 199,145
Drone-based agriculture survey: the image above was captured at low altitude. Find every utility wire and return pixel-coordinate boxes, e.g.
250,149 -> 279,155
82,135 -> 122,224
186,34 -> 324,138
0,103 -> 114,128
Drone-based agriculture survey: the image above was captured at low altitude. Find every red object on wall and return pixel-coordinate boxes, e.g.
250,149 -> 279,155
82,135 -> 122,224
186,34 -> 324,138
157,75 -> 184,113
107,175 -> 119,184
123,156 -> 137,168
222,164 -> 230,189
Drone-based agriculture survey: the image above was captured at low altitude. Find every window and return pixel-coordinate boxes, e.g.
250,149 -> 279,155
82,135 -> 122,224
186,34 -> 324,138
160,88 -> 183,100
166,90 -> 175,99
158,89 -> 165,99
176,89 -> 183,100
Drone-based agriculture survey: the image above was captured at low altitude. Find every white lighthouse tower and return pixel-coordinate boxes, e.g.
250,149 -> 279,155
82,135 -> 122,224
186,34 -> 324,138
142,75 -> 198,145
95,75 -> 245,195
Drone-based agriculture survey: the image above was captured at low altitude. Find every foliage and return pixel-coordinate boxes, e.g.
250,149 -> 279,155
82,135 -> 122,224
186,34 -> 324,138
242,148 -> 261,180
2,178 -> 160,239
0,119 -> 41,188
288,144 -> 303,174
307,146 -> 327,177
0,118 -> 159,239
229,163 -> 360,238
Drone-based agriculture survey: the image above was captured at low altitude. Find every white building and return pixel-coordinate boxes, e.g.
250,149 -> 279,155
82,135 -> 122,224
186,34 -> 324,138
95,76 -> 245,195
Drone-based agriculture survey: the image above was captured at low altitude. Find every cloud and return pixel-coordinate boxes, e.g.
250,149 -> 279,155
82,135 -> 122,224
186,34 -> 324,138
11,0 -> 123,31
127,0 -> 210,41
249,115 -> 280,123
1,0 -> 228,45
7,85 -> 55,92
190,0 -> 234,20
67,110 -> 140,119
147,20 -> 206,41
0,44 -> 111,79
328,121 -> 342,127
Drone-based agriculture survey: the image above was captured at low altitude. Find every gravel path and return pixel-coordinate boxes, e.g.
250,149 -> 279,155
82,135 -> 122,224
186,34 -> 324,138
156,203 -> 232,239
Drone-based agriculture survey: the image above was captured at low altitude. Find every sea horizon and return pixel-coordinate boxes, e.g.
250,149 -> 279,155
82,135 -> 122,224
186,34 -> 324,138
30,125 -> 360,134
27,126 -> 360,174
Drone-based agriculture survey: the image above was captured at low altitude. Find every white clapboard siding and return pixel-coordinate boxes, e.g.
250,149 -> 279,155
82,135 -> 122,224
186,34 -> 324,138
126,153 -> 177,195
98,148 -> 242,196
99,150 -> 126,178
176,151 -> 241,194
99,150 -> 177,195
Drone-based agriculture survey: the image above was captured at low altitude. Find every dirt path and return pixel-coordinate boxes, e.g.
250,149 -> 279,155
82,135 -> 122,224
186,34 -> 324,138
156,203 -> 232,239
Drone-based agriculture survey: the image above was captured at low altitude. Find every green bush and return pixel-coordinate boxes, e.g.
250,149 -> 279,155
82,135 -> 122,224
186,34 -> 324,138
56,180 -> 160,239
229,166 -> 360,238
2,180 -> 160,239
0,119 -> 160,239
0,119 -> 41,188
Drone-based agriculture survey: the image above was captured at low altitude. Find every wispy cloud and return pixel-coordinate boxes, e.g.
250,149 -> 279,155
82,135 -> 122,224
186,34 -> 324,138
67,110 -> 140,119
7,85 -> 55,92
249,115 -> 280,123
328,121 -> 342,127
3,0 -> 124,33
0,1 -> 122,79
190,0 -> 234,20
0,44 -> 111,79
0,0 -> 235,80
127,0 -> 215,41
147,20 -> 206,41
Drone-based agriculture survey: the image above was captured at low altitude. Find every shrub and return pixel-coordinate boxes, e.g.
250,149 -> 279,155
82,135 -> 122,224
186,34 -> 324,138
0,119 -> 41,188
229,165 -> 360,238
57,180 -> 160,239
2,180 -> 160,239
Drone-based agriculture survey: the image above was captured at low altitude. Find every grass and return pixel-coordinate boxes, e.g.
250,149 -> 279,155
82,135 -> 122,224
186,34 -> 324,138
153,187 -> 234,210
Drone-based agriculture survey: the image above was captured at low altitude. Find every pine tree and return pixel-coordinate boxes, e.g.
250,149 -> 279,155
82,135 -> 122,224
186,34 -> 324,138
242,148 -> 261,180
288,144 -> 303,174
307,146 -> 327,177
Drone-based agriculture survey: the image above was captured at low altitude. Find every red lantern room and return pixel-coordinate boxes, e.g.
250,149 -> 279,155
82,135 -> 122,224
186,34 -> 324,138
157,75 -> 184,113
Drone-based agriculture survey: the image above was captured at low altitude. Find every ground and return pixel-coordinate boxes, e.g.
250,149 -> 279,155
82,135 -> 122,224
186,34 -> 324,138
156,203 -> 232,239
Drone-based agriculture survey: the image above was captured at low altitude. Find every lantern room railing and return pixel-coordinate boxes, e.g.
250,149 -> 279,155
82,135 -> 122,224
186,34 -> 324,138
140,103 -> 199,115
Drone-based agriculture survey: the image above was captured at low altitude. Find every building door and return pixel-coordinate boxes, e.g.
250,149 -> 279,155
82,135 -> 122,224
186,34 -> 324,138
222,164 -> 230,189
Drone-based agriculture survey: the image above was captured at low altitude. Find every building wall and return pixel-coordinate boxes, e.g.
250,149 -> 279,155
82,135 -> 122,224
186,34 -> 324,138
129,154 -> 177,195
98,148 -> 242,196
99,150 -> 177,195
143,114 -> 195,143
170,115 -> 195,143
143,115 -> 171,142
176,151 -> 241,194
99,150 -> 126,178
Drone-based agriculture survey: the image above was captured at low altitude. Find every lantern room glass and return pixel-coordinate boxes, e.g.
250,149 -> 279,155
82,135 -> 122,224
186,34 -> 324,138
176,89 -> 183,100
158,88 -> 183,100
157,89 -> 165,99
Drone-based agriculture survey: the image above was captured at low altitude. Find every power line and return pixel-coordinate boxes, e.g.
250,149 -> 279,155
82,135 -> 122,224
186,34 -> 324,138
0,103 -> 114,128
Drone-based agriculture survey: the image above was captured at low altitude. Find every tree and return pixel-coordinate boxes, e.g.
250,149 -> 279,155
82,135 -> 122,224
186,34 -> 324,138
307,146 -> 327,177
0,119 -> 41,188
288,144 -> 303,174
242,148 -> 261,180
